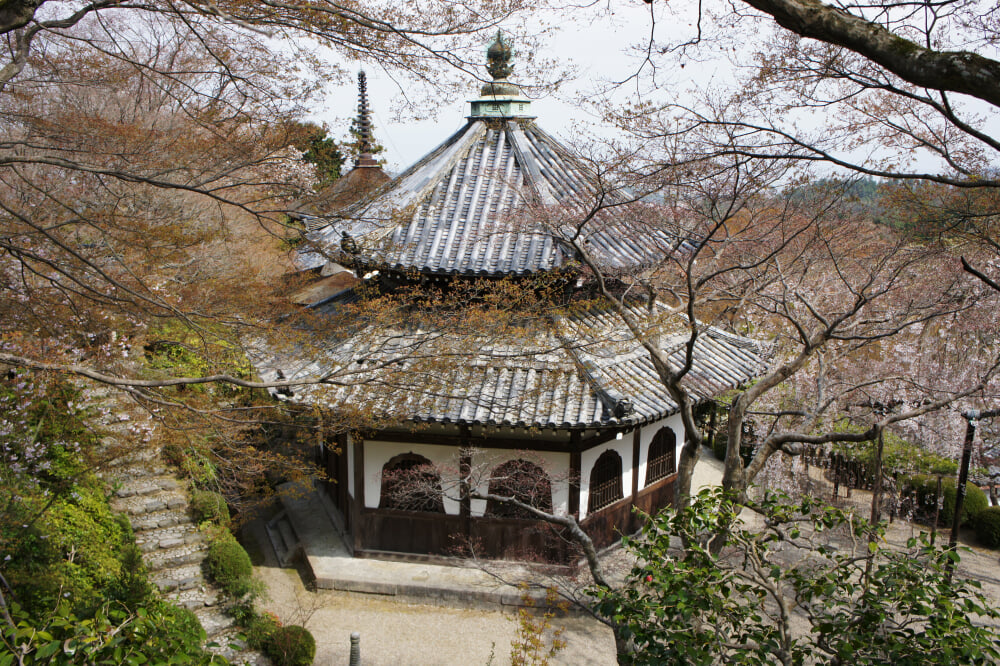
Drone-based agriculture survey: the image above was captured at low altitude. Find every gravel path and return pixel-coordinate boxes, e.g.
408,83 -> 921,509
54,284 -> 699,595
255,555 -> 616,665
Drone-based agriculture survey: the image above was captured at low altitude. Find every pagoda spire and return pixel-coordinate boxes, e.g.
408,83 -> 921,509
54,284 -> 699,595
355,69 -> 378,168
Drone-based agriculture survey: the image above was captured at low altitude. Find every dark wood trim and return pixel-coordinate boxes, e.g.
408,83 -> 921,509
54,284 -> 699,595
364,426 -> 631,453
631,425 -> 641,499
352,435 -> 365,552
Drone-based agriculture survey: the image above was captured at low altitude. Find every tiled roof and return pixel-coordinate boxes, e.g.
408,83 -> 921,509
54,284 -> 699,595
253,297 -> 768,429
303,120 -> 684,277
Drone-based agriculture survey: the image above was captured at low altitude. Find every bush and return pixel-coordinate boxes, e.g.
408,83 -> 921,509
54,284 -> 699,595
204,534 -> 254,598
835,430 -> 957,476
232,601 -> 282,650
266,625 -> 316,666
712,430 -> 727,461
974,507 -> 1000,548
903,475 -> 988,527
191,489 -> 230,525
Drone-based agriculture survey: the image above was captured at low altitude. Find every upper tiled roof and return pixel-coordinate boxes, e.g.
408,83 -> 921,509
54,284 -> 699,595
303,119 -> 684,277
252,297 -> 768,430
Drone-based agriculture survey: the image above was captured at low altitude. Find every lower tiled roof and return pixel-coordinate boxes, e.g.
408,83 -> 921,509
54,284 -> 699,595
252,295 -> 768,430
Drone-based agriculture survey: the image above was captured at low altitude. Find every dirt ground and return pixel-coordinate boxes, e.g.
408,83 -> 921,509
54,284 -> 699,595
250,453 -> 1000,665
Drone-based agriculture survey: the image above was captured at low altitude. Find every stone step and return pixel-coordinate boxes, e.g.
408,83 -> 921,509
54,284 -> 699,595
98,463 -> 170,482
135,523 -> 204,553
150,562 -> 204,589
207,631 -> 267,665
112,445 -> 163,466
129,507 -> 190,532
152,563 -> 205,593
195,607 -> 237,639
110,488 -> 188,517
144,542 -> 209,572
113,475 -> 182,499
167,587 -> 221,610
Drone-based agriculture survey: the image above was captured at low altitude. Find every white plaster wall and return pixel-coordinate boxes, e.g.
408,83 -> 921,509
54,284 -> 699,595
364,440 -> 462,514
579,434 -> 634,520
346,434 -> 355,498
637,413 -> 686,491
467,449 -> 570,518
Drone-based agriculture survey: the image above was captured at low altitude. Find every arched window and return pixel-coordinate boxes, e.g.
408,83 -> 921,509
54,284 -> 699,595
379,453 -> 445,513
485,459 -> 553,519
645,427 -> 677,485
587,450 -> 623,513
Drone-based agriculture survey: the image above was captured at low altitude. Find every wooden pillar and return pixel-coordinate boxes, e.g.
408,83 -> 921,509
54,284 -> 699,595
569,431 -> 581,518
631,426 -> 642,533
631,427 -> 641,499
459,425 -> 472,543
352,435 -> 365,552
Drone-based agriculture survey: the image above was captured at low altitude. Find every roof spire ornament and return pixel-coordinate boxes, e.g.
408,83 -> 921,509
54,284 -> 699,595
470,31 -> 532,119
486,30 -> 513,80
355,69 -> 378,168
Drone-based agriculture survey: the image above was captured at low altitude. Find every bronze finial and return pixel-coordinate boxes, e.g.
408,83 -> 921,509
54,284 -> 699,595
485,30 -> 513,80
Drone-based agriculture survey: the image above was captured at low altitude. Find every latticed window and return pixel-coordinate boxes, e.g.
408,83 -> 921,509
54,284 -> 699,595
645,427 -> 677,485
379,453 -> 445,513
485,459 -> 553,519
588,450 -> 623,513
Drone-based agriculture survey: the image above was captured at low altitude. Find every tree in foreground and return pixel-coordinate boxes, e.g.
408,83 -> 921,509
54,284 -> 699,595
591,488 -> 1000,665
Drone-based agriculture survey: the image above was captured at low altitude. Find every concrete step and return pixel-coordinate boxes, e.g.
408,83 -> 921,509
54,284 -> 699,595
265,511 -> 300,566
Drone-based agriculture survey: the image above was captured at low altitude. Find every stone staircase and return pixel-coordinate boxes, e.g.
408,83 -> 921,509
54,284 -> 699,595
88,384 -> 266,664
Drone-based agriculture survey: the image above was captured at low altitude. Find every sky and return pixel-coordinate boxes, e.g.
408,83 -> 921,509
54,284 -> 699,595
308,4 -> 717,173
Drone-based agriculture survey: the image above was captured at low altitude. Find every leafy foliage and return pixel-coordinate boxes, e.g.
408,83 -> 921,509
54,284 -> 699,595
204,532 -> 256,599
231,603 -> 281,651
264,625 -> 316,666
591,488 -> 1000,665
290,121 -> 345,187
0,373 -> 143,616
510,587 -> 567,666
0,598 -> 222,665
190,490 -> 231,526
834,427 -> 958,476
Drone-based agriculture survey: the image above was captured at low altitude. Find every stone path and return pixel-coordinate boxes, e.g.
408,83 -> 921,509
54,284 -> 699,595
85,383 -> 264,665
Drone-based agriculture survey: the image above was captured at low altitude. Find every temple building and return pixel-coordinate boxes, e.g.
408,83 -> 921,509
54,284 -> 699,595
258,34 -> 766,563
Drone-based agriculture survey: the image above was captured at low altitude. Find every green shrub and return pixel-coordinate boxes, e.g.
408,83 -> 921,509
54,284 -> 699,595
155,601 -> 206,645
204,535 -> 254,598
712,430 -> 727,461
191,489 -> 230,525
265,625 -> 316,666
903,475 -> 988,527
247,611 -> 282,650
974,506 -> 1000,548
834,430 -> 957,476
